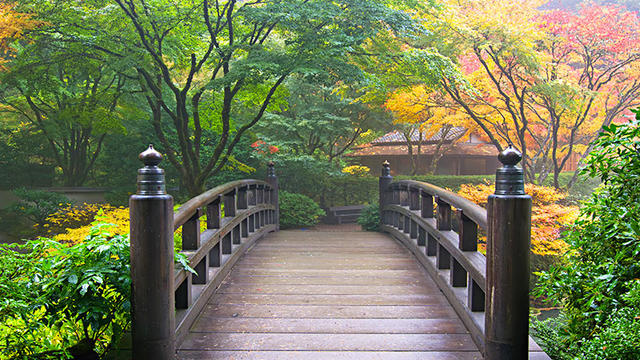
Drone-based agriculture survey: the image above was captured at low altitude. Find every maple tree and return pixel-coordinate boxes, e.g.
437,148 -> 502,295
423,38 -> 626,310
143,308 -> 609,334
384,85 -> 476,175
457,182 -> 578,256
0,3 -> 38,68
400,0 -> 640,187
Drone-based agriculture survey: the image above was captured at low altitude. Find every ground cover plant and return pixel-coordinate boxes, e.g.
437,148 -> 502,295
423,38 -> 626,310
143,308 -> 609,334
532,112 -> 640,359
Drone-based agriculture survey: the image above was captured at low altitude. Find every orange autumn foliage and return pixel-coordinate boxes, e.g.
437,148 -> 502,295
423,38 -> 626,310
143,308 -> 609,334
457,183 -> 578,256
0,3 -> 39,68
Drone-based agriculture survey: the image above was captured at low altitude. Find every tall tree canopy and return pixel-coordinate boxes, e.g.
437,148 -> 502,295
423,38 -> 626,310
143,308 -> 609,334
14,0 -> 415,195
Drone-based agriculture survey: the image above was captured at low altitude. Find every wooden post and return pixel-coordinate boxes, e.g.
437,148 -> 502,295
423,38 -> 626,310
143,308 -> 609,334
129,145 -> 175,359
485,146 -> 532,360
379,161 -> 393,225
266,161 -> 279,231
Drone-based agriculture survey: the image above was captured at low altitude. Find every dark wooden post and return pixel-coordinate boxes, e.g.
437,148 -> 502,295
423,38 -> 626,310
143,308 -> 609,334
379,161 -> 393,223
485,146 -> 532,360
129,145 -> 175,359
266,161 -> 279,231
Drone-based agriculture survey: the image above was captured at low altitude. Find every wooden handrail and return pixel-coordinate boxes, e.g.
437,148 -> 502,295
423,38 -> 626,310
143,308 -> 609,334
129,146 -> 280,357
378,149 -> 534,359
380,179 -> 488,350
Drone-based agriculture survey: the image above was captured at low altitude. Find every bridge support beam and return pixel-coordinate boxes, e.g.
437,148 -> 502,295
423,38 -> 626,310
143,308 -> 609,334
485,146 -> 532,360
129,145 -> 176,359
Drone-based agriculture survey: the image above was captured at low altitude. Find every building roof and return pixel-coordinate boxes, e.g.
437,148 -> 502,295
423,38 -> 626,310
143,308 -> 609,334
371,127 -> 467,145
347,142 -> 497,157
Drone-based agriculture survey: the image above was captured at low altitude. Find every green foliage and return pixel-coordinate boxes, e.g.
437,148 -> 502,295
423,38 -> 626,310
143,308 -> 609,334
357,204 -> 380,231
279,191 -> 325,229
0,223 -> 131,358
533,113 -> 640,358
9,188 -> 71,226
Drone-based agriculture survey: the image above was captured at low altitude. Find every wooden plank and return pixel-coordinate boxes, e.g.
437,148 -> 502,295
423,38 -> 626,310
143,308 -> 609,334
180,333 -> 478,351
197,304 -> 459,319
215,283 -> 437,295
209,293 -> 450,306
189,317 -> 469,334
178,350 -> 483,360
231,268 -> 425,277
222,275 -> 432,286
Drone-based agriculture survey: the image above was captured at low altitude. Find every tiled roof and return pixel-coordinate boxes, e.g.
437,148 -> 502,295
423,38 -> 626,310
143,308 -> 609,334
371,127 -> 467,145
346,143 -> 498,157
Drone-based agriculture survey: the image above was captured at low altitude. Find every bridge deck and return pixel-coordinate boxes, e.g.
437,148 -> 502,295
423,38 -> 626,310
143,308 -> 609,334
177,226 -> 482,359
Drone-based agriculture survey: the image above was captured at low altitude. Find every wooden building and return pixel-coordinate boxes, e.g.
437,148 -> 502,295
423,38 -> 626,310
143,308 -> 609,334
347,128 -> 501,175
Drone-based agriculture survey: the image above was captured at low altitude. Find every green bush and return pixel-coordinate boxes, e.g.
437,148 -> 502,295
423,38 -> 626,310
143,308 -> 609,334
0,223 -> 131,359
279,191 -> 325,229
532,113 -> 640,359
10,188 -> 71,226
357,203 -> 380,231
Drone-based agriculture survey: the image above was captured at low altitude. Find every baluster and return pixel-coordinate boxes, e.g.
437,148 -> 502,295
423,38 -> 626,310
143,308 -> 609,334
241,218 -> 249,238
249,185 -> 257,206
410,187 -> 420,210
437,244 -> 451,269
421,191 -> 434,218
175,277 -> 191,309
260,210 -> 265,227
400,185 -> 410,206
410,219 -> 418,239
206,197 -> 221,229
257,184 -> 265,204
457,209 -> 478,251
450,258 -> 467,287
435,196 -> 452,231
182,209 -> 202,251
224,189 -> 236,217
427,233 -> 437,256
192,257 -> 208,284
249,214 -> 255,232
392,185 -> 400,204
232,225 -> 241,245
468,274 -> 485,312
237,186 -> 248,210
403,215 -> 411,234
221,232 -> 232,254
209,242 -> 220,267
418,227 -> 426,246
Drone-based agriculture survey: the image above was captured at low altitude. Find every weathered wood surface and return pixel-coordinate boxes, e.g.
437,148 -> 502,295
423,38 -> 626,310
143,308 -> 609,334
178,227 -> 483,359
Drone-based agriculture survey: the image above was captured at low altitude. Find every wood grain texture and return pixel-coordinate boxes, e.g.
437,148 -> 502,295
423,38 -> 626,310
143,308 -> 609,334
178,228 -> 479,358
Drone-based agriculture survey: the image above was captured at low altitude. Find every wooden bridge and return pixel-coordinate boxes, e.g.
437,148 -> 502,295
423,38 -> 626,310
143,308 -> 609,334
123,146 -> 550,359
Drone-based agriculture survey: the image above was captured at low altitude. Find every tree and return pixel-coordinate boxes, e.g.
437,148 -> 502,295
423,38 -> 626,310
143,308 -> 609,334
0,39 -> 127,186
384,85 -> 475,174
537,5 -> 640,188
18,0 -> 414,196
256,77 -> 385,164
0,2 -> 38,68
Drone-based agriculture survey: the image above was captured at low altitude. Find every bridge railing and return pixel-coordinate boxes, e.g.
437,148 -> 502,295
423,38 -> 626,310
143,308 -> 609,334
378,148 -> 533,359
128,145 -> 279,359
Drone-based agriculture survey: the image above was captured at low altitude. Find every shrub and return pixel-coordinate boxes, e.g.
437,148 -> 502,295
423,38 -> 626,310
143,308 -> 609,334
279,191 -> 325,229
0,224 -> 131,359
532,114 -> 640,358
457,183 -> 578,256
9,188 -> 71,227
357,203 -> 380,231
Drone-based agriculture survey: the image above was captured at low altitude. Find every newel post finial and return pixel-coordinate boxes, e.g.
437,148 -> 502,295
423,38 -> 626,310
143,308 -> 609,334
137,144 -> 167,195
129,144 -> 175,359
267,161 -> 276,178
485,146 -> 532,359
495,145 -> 525,195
